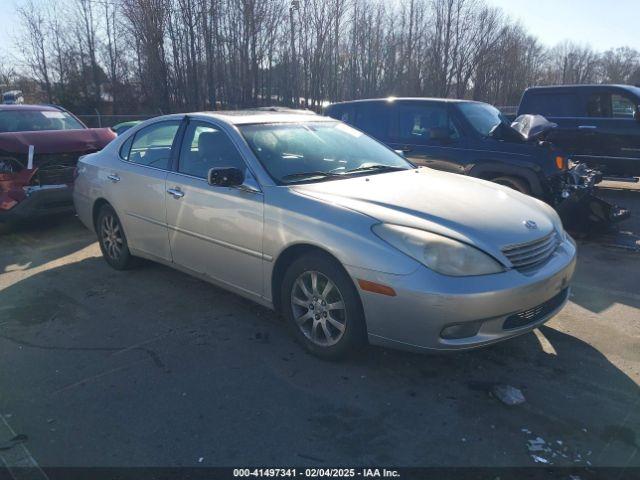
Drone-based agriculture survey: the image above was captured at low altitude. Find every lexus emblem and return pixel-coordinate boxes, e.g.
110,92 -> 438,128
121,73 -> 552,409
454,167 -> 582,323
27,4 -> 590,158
523,220 -> 538,230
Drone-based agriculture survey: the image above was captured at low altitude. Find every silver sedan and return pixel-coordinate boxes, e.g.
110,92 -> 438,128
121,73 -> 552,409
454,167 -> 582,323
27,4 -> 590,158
73,111 -> 577,359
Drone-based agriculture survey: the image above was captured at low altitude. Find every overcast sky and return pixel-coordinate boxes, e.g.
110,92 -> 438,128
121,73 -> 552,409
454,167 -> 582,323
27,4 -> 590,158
2,0 -> 639,68
485,0 -> 640,50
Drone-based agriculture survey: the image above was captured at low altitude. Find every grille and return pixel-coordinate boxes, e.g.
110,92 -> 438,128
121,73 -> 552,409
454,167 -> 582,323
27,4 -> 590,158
503,288 -> 569,330
502,232 -> 559,272
30,153 -> 80,186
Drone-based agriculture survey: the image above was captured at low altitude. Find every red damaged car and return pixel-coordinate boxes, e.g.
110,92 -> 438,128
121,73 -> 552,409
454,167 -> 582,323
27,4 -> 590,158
0,104 -> 115,221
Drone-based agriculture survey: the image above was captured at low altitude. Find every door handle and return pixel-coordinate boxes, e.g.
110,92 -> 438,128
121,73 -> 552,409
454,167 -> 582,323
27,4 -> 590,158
107,173 -> 120,182
167,187 -> 185,199
578,125 -> 597,129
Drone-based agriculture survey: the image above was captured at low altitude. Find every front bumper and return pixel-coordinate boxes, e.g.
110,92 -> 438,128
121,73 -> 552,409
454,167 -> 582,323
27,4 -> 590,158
348,237 -> 577,352
0,184 -> 74,221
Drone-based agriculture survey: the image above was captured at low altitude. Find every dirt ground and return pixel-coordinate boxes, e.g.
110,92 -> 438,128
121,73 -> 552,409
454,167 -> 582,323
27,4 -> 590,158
0,184 -> 638,471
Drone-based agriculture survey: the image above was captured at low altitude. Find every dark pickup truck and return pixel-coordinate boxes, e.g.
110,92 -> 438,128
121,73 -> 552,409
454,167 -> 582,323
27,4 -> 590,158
517,84 -> 640,178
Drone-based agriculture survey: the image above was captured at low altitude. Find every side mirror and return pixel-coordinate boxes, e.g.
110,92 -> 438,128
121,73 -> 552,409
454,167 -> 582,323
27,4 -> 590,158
207,167 -> 244,187
429,127 -> 452,141
394,149 -> 405,157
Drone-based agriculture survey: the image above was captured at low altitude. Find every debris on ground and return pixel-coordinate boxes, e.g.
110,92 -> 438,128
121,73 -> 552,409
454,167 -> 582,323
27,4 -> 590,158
491,384 -> 526,405
0,434 -> 28,451
531,455 -> 549,464
527,437 -> 549,453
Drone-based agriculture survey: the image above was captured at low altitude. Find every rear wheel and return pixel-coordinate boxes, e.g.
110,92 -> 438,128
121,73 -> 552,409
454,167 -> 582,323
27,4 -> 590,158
492,176 -> 531,195
97,205 -> 135,270
281,252 -> 366,359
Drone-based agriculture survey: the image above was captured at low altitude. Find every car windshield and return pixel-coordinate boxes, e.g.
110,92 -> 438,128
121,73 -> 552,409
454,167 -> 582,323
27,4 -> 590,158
239,121 -> 412,184
0,110 -> 85,133
457,102 -> 509,136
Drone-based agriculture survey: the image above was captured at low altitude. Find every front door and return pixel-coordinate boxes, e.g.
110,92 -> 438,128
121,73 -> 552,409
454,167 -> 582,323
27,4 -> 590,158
388,101 -> 467,173
107,120 -> 182,261
582,91 -> 640,176
165,119 -> 264,297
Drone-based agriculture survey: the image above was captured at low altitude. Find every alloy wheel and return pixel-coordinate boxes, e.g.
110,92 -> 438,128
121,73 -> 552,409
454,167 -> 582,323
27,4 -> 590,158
290,270 -> 347,347
101,213 -> 123,260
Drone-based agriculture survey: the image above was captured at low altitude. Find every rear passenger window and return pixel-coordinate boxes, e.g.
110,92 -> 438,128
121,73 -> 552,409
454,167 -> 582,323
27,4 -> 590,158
127,121 -> 181,169
525,93 -> 580,117
587,93 -> 612,117
119,136 -> 134,161
352,103 -> 391,138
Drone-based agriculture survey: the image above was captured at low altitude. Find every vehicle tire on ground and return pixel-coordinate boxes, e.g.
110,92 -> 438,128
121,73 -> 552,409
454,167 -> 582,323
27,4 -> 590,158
280,252 -> 366,360
96,204 -> 135,270
492,176 -> 531,195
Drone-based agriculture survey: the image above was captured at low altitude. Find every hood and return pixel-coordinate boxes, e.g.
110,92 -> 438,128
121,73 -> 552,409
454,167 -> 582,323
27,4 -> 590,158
510,114 -> 557,142
294,168 -> 558,261
0,128 -> 116,155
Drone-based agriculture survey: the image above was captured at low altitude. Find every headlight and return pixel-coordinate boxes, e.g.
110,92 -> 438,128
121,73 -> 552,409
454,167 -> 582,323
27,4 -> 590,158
372,224 -> 504,276
551,214 -> 566,242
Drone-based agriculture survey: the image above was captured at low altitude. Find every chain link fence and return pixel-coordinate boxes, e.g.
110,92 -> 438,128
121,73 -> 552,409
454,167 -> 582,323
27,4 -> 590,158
75,113 -> 161,128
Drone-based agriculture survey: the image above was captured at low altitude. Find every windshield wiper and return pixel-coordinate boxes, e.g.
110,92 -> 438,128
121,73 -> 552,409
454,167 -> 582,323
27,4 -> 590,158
281,171 -> 344,183
342,165 -> 408,175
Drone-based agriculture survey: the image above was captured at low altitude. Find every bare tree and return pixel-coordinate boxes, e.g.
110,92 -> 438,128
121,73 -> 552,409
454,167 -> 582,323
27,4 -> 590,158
11,0 -> 640,113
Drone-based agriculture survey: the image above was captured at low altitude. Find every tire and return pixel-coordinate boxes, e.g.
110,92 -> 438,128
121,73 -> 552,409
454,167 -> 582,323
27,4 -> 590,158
96,204 -> 135,270
492,176 -> 531,195
280,252 -> 366,360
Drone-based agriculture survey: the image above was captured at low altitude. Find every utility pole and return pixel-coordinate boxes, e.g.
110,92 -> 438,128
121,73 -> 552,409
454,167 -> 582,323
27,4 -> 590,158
289,0 -> 299,107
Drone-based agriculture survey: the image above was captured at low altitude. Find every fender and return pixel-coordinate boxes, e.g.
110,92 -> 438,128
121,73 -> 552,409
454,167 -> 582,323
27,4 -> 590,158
466,162 -> 547,198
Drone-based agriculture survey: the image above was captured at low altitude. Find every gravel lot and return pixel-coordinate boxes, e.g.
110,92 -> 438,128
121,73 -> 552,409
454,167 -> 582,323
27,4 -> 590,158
0,185 -> 638,470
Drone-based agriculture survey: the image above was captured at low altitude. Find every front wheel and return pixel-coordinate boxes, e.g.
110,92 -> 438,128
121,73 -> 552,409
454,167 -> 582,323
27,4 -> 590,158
97,204 -> 135,270
281,252 -> 366,359
492,176 -> 531,195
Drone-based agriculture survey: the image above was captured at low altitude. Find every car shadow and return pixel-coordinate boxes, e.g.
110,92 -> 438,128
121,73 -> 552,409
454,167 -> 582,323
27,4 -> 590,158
0,214 -> 95,273
0,250 -> 638,467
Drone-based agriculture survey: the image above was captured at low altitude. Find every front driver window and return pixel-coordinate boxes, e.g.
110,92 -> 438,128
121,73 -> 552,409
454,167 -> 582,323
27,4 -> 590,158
179,121 -> 246,178
396,104 -> 459,142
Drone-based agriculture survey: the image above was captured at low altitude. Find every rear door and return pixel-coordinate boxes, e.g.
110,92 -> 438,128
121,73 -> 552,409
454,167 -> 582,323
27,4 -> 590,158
165,119 -> 264,296
387,101 -> 467,173
108,119 -> 182,261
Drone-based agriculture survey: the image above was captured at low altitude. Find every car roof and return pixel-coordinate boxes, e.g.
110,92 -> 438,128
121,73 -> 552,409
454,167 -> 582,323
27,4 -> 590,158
327,97 -> 482,107
0,104 -> 62,112
525,84 -> 640,95
192,109 -> 331,125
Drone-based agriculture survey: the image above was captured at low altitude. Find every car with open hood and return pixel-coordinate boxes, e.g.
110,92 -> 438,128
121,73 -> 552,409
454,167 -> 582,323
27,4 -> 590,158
0,104 -> 116,221
73,111 -> 577,358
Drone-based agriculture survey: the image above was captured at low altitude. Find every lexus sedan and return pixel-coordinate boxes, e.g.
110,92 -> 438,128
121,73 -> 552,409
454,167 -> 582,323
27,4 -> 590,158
73,110 -> 577,359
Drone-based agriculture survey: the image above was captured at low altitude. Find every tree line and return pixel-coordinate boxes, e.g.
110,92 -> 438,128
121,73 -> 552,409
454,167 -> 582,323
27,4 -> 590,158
4,0 -> 640,115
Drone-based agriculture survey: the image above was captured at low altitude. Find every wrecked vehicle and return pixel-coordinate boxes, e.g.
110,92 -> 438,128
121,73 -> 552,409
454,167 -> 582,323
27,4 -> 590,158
325,98 -> 628,232
517,84 -> 640,179
510,114 -> 629,232
0,104 -> 116,221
